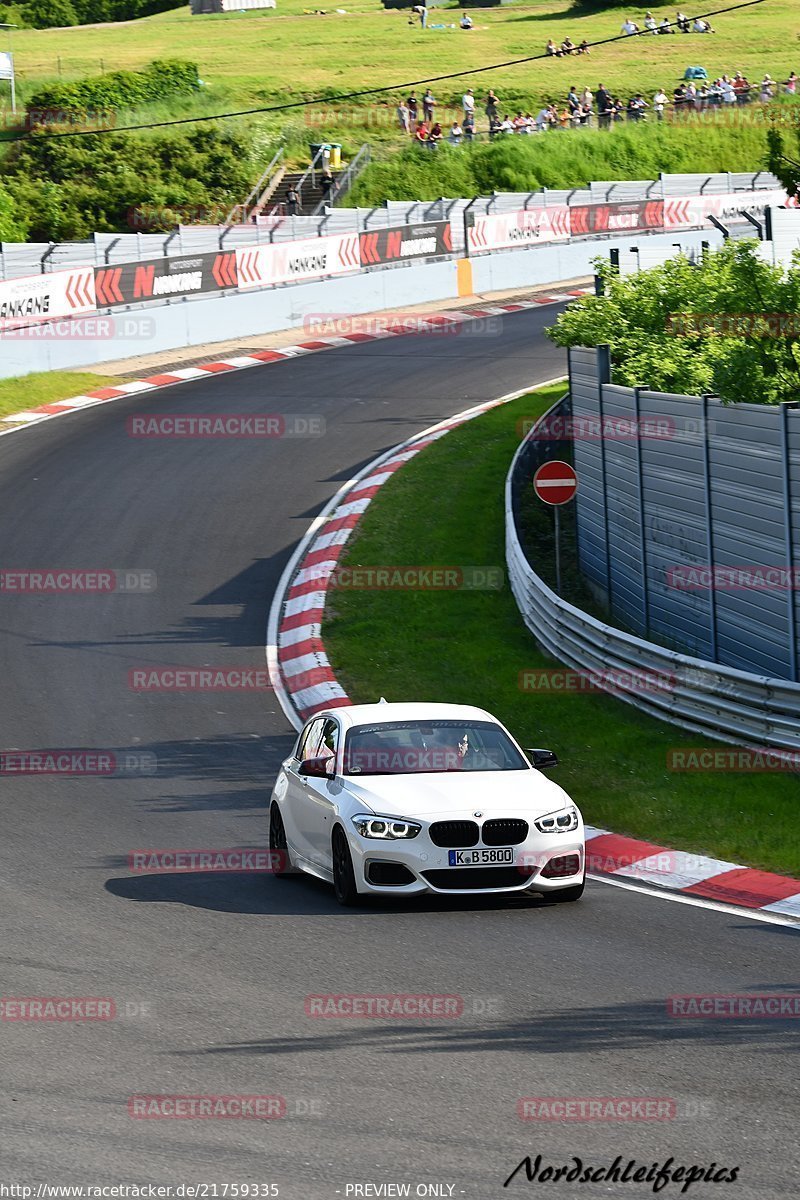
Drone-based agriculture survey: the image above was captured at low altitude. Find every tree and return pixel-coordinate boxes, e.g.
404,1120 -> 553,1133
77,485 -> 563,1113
767,126 -> 800,200
547,241 -> 800,406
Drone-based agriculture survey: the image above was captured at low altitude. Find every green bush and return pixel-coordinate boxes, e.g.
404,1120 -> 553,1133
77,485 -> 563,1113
26,60 -> 200,123
2,126 -> 256,239
547,241 -> 800,405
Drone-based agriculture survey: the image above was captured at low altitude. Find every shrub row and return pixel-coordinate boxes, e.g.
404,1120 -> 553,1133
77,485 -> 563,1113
26,61 -> 200,123
0,0 -> 182,30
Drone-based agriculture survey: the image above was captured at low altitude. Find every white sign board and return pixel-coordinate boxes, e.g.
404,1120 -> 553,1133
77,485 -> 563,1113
0,52 -> 13,82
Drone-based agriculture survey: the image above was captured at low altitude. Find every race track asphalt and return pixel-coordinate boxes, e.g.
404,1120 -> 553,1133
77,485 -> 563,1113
0,306 -> 797,1199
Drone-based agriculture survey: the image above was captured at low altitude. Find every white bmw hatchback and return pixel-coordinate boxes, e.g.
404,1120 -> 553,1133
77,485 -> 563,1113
268,701 -> 585,906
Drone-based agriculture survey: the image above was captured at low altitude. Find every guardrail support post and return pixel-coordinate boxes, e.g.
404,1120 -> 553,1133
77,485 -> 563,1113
780,401 -> 799,681
702,394 -> 718,661
633,386 -> 650,636
597,344 -> 613,609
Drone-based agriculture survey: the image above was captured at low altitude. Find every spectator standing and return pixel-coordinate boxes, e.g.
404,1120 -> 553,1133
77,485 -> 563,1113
673,82 -> 688,114
567,86 -> 581,118
581,85 -> 593,111
319,168 -> 335,204
462,89 -> 475,120
760,74 -> 774,102
397,100 -> 410,133
414,120 -> 428,144
653,87 -> 667,119
485,89 -> 500,122
597,83 -> 612,128
785,72 -> 798,95
463,111 -> 475,141
286,184 -> 301,216
412,3 -> 427,27
408,93 -> 419,123
423,88 -> 435,122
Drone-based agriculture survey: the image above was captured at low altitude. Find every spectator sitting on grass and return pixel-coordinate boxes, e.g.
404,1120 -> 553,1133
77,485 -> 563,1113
693,17 -> 713,32
644,11 -> 657,32
658,16 -> 673,33
621,17 -> 639,35
414,120 -> 429,144
460,13 -> 473,28
427,121 -> 442,149
500,114 -> 515,134
535,103 -> 553,132
488,114 -> 503,138
448,120 -> 463,143
578,38 -> 590,54
561,36 -> 576,54
546,38 -> 561,57
676,9 -> 690,32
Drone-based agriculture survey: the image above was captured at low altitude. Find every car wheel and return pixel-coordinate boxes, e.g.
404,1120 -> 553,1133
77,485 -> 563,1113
332,826 -> 361,907
269,803 -> 293,879
547,876 -> 585,903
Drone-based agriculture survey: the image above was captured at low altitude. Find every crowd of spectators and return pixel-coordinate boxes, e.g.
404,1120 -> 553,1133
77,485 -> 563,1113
396,6 -> 798,150
398,67 -> 798,148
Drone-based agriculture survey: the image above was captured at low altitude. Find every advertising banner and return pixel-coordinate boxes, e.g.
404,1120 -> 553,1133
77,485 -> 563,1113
0,266 -> 95,331
236,233 -> 361,289
467,206 -> 570,254
359,221 -> 452,265
663,189 -> 789,230
569,201 -> 665,237
94,251 -> 238,308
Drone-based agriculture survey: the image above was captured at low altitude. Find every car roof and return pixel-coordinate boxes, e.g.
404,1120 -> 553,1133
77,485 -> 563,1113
312,702 -> 499,728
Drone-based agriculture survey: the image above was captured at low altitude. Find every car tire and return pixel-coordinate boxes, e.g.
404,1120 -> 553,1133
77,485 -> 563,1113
332,826 -> 361,907
269,803 -> 293,879
547,876 -> 585,903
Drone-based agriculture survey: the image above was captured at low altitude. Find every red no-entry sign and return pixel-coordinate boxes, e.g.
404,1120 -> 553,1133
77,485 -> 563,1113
533,460 -> 578,506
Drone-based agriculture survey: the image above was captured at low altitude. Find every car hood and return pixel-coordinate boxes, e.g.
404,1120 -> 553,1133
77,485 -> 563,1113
340,769 -> 574,819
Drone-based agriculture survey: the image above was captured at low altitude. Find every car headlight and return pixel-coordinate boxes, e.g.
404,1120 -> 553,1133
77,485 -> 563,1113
351,813 -> 421,840
534,806 -> 579,833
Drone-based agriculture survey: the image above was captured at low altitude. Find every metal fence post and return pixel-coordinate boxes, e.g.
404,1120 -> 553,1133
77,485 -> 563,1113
780,401 -> 799,681
702,394 -> 718,660
633,385 -> 650,636
596,344 -> 613,609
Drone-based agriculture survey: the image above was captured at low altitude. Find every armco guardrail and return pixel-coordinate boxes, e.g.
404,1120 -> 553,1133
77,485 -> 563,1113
507,396 -> 800,752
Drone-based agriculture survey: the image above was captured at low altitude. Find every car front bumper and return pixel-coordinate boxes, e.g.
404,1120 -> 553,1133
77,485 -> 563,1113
348,824 -> 585,896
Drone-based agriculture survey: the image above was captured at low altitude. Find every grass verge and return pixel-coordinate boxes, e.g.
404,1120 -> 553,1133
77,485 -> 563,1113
0,370 -> 121,419
323,382 -> 800,879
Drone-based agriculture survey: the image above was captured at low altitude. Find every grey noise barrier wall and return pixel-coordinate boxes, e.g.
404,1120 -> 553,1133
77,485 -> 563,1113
506,368 -> 800,751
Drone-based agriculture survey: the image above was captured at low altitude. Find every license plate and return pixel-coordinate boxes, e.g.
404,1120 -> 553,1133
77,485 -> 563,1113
448,847 -> 514,866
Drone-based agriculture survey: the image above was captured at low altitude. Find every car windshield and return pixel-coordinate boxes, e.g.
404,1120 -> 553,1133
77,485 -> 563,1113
342,720 -> 529,775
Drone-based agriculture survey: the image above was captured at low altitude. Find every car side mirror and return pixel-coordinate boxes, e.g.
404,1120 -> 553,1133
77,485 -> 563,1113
299,756 -> 334,779
527,747 -> 559,769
